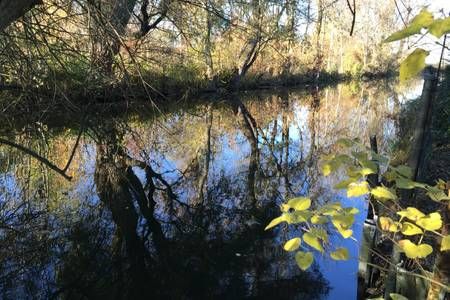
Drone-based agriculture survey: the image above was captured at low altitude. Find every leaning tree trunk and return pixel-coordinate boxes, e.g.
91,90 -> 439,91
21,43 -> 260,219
0,0 -> 42,31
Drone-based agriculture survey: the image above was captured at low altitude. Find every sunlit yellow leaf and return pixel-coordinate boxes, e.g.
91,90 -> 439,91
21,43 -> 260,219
282,197 -> 311,212
359,167 -> 376,176
399,48 -> 429,81
283,237 -> 301,252
347,181 -> 370,197
330,247 -> 349,260
441,235 -> 450,251
416,212 -> 442,231
322,163 -> 332,176
397,207 -> 425,222
401,222 -> 423,236
398,239 -> 433,258
303,232 -> 324,252
265,215 -> 286,230
371,186 -> 397,201
428,17 -> 450,38
385,9 -> 434,42
379,217 -> 401,232
295,251 -> 314,271
332,214 -> 354,238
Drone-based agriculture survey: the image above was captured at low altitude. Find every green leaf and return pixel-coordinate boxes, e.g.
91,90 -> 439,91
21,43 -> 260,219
347,181 -> 370,197
416,212 -> 442,231
395,177 -> 427,189
385,9 -> 434,42
283,237 -> 301,251
441,235 -> 450,251
390,293 -> 409,300
334,178 -> 358,190
397,207 -> 425,221
295,251 -> 314,271
330,247 -> 349,260
336,138 -> 354,148
311,214 -> 328,224
401,222 -> 423,236
398,239 -> 433,258
265,215 -> 287,230
399,48 -> 429,81
426,189 -> 450,202
310,227 -> 329,242
343,207 -> 359,215
303,232 -> 324,252
371,186 -> 397,201
396,165 -> 412,178
281,197 -> 311,212
286,211 -> 314,224
428,17 -> 450,38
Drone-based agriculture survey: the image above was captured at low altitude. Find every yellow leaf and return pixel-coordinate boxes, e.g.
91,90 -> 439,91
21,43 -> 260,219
265,215 -> 286,230
371,186 -> 397,201
303,232 -> 324,252
398,240 -> 433,258
322,163 -> 332,176
428,17 -> 450,38
282,197 -> 311,212
295,251 -> 314,271
347,181 -> 370,197
337,228 -> 353,238
283,237 -> 301,252
399,48 -> 429,82
332,214 -> 354,238
330,247 -> 349,260
360,167 -> 376,176
311,215 -> 328,224
401,222 -> 423,236
397,207 -> 425,221
441,235 -> 450,251
416,212 -> 442,231
385,9 -> 434,42
379,217 -> 401,232
332,214 -> 355,228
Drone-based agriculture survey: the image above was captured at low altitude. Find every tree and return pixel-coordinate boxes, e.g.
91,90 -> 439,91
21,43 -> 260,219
0,0 -> 42,31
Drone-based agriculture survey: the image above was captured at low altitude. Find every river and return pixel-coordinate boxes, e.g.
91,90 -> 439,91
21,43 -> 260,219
0,79 -> 423,299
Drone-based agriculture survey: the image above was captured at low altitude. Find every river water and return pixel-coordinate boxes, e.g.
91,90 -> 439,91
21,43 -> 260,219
0,80 -> 422,299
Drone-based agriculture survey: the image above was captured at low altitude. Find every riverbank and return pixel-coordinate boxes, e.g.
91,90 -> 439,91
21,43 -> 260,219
0,69 -> 396,107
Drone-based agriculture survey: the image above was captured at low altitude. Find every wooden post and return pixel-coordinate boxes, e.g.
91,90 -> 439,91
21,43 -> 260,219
384,66 -> 438,300
408,66 -> 438,181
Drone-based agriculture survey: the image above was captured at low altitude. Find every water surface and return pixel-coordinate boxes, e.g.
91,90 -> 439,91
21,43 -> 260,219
0,80 -> 422,299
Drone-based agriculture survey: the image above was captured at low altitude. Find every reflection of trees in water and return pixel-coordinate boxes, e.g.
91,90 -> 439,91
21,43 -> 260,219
0,82 -> 405,298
